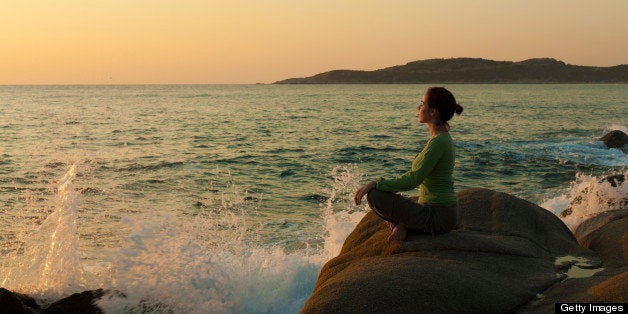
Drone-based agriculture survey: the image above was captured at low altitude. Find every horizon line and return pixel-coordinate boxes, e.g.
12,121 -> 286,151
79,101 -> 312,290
2,57 -> 626,86
2,82 -> 627,87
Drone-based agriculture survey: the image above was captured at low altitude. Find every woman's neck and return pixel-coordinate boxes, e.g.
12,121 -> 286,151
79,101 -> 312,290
428,123 -> 448,138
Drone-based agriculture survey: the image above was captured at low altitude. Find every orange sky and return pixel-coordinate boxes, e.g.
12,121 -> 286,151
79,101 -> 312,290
1,0 -> 626,84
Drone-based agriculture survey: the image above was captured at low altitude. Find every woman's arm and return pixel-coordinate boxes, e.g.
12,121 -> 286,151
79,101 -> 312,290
376,138 -> 446,192
354,181 -> 377,205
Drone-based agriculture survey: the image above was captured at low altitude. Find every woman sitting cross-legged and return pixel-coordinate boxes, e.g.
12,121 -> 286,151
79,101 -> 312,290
354,87 -> 464,242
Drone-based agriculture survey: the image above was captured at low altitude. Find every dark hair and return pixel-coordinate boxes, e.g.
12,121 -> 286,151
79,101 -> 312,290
425,87 -> 463,129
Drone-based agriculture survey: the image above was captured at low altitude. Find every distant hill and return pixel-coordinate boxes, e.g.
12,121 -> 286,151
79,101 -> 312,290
274,58 -> 627,84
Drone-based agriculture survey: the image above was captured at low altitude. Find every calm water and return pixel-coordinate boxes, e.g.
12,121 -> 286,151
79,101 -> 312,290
0,84 -> 626,312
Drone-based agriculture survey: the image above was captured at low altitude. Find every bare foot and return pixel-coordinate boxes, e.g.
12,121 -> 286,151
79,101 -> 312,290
388,224 -> 407,242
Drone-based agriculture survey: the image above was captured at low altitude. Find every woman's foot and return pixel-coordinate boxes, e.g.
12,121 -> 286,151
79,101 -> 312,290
388,224 -> 407,242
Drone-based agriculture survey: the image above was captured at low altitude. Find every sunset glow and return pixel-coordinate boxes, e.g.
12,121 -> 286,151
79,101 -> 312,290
2,0 -> 627,84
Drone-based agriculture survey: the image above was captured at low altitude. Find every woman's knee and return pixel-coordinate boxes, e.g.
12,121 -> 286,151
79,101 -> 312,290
365,188 -> 378,202
366,188 -> 391,211
366,189 -> 397,224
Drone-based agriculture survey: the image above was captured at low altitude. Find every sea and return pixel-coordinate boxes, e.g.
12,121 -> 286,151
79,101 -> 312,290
0,84 -> 626,313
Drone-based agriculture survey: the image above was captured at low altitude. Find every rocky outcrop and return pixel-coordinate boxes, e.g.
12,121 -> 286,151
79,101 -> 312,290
301,188 -> 602,313
0,289 -> 104,314
519,210 -> 628,312
598,130 -> 628,153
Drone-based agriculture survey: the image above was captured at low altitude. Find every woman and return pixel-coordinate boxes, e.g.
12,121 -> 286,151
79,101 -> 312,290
354,87 -> 463,242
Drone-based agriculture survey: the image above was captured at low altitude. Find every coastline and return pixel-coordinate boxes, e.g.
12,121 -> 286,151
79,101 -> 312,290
2,187 -> 625,313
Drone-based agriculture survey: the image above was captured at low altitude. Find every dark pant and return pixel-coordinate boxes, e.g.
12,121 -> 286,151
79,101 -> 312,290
366,189 -> 458,234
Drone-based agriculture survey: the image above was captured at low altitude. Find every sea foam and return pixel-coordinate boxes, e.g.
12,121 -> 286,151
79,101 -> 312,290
1,164 -> 368,313
96,164 -> 367,313
541,171 -> 627,231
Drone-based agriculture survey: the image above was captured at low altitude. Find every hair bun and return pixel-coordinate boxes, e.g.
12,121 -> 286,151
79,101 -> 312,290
455,103 -> 464,115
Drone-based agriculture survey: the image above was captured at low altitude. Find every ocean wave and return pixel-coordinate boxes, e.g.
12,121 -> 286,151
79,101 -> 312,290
333,145 -> 411,164
133,93 -> 161,98
459,136 -> 627,169
279,169 -> 295,177
115,161 -> 185,172
370,134 -> 392,139
298,193 -> 328,204
76,187 -> 106,195
214,155 -> 260,165
0,163 -> 367,312
179,93 -> 211,98
266,148 -> 306,154
45,161 -> 67,169
541,171 -> 627,231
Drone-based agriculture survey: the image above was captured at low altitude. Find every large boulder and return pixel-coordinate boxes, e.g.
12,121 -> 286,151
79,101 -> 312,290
598,130 -> 628,153
302,188 -> 600,313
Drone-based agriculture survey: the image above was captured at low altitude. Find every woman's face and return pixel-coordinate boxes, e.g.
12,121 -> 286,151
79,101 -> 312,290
417,93 -> 435,124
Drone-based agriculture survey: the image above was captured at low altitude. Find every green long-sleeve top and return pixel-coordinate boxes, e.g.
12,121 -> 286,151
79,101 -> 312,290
375,133 -> 457,205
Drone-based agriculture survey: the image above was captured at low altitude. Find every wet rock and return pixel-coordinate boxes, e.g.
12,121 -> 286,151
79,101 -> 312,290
604,174 -> 626,187
576,211 -> 628,269
301,188 -> 597,313
519,210 -> 628,312
0,289 -> 105,314
574,209 -> 628,242
43,289 -> 105,314
598,130 -> 628,152
560,174 -> 627,218
0,288 -> 40,313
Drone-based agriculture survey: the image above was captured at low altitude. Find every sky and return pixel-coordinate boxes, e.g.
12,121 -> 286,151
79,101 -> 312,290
1,0 -> 627,84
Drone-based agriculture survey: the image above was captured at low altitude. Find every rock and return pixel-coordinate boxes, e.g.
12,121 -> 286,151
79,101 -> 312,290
604,174 -> 626,187
574,210 -> 628,242
301,188 -> 598,313
0,289 -> 105,314
598,130 -> 628,151
42,289 -> 104,314
560,174 -> 627,218
519,210 -> 628,312
576,211 -> 627,270
0,288 -> 41,313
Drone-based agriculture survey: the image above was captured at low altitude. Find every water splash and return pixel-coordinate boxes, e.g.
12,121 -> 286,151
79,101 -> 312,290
604,124 -> 628,135
541,171 -> 627,231
95,212 -> 319,313
95,164 -> 368,313
1,164 -> 85,303
318,164 -> 369,262
0,163 -> 369,312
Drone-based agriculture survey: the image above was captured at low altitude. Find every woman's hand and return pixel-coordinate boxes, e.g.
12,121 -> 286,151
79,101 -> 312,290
354,181 -> 376,205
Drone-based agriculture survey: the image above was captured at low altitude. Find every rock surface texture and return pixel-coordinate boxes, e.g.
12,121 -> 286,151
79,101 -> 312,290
301,188 -> 618,313
519,210 -> 628,312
